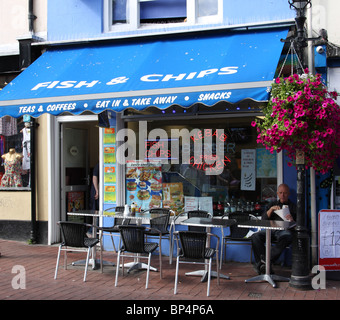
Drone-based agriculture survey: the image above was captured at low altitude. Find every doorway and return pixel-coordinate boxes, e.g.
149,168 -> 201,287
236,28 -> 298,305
51,115 -> 99,243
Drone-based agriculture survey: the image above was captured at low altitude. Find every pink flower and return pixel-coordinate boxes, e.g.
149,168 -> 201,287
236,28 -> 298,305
258,71 -> 340,173
317,141 -> 324,148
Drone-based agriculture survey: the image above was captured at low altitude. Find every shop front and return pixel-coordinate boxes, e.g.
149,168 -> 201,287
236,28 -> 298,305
0,27 -> 289,256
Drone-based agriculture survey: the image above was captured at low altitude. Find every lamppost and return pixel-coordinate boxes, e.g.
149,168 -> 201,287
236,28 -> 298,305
288,0 -> 312,290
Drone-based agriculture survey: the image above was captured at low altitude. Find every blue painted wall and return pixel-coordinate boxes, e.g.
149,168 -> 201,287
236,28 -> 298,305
224,0 -> 294,25
47,0 -> 294,41
47,0 -> 103,40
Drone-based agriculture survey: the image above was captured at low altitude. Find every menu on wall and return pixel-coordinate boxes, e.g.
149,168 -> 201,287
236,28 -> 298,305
103,128 -> 117,205
319,209 -> 340,271
126,161 -> 162,211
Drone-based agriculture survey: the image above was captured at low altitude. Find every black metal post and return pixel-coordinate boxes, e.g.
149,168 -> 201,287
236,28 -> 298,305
29,118 -> 37,244
288,0 -> 312,290
290,160 -> 312,289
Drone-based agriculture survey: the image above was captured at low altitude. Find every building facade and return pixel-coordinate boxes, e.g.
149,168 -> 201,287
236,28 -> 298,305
0,0 -> 338,264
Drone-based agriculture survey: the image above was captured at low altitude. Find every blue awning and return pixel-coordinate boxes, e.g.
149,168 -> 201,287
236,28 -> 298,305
0,28 -> 288,118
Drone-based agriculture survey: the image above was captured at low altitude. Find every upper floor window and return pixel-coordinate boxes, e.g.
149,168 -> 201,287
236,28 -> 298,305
105,0 -> 223,32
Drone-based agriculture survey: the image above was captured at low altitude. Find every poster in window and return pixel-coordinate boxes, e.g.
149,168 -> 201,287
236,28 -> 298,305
162,182 -> 184,215
67,191 -> 84,212
104,147 -> 116,164
184,196 -> 213,214
104,185 -> 116,203
241,149 -> 256,191
104,166 -> 116,184
103,128 -> 116,145
256,148 -> 277,178
126,161 -> 162,211
318,209 -> 340,270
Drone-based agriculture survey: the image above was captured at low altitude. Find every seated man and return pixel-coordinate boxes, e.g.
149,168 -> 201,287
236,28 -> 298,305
251,183 -> 296,275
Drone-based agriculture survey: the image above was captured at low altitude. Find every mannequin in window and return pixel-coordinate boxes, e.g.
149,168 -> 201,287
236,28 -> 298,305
0,148 -> 23,187
21,122 -> 31,187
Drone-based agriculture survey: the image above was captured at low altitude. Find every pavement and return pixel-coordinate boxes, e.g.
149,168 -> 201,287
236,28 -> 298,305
0,239 -> 340,313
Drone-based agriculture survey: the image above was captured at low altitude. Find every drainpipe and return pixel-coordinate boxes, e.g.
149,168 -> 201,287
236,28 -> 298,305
28,0 -> 36,34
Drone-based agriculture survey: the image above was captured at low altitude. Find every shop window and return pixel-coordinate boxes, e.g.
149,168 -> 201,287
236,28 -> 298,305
107,0 -> 222,31
125,116 -> 277,216
0,116 -> 31,189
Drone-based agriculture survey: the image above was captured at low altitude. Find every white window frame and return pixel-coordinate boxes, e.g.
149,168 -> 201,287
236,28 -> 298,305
104,0 -> 223,33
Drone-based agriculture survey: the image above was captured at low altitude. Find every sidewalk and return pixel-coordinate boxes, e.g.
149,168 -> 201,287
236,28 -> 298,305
1,239 -> 340,302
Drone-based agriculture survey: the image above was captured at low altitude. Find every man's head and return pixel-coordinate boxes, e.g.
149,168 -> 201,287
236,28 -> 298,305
277,183 -> 290,204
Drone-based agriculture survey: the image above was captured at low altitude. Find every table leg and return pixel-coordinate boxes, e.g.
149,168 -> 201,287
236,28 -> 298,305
124,262 -> 158,273
245,229 -> 289,288
185,270 -> 230,282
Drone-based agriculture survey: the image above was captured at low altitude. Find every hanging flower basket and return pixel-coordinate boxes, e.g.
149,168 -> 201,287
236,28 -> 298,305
252,69 -> 340,174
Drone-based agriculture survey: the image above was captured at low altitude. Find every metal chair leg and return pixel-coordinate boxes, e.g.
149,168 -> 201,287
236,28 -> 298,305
84,247 -> 91,282
115,251 -> 121,287
159,237 -> 162,279
207,258 -> 212,297
54,245 -> 62,280
146,252 -> 151,289
216,251 -> 220,285
174,256 -> 180,295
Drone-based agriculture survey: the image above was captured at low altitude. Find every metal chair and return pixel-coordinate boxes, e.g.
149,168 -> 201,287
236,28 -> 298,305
170,210 -> 212,263
221,213 -> 253,264
174,231 -> 220,297
98,206 -> 131,272
54,221 -> 99,282
115,225 -> 160,289
144,208 -> 171,272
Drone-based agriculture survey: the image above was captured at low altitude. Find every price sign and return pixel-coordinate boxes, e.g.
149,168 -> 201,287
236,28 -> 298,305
318,209 -> 340,271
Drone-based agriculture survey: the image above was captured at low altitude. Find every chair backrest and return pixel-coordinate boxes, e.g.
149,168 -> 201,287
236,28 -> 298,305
187,210 -> 210,232
149,208 -> 170,233
228,213 -> 250,239
179,231 -> 207,260
59,221 -> 87,248
188,210 -> 210,219
119,225 -> 146,253
114,206 -> 130,226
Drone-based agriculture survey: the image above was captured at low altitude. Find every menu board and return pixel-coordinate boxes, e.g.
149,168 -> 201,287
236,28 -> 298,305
103,128 -> 117,205
319,209 -> 340,271
126,161 -> 162,211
